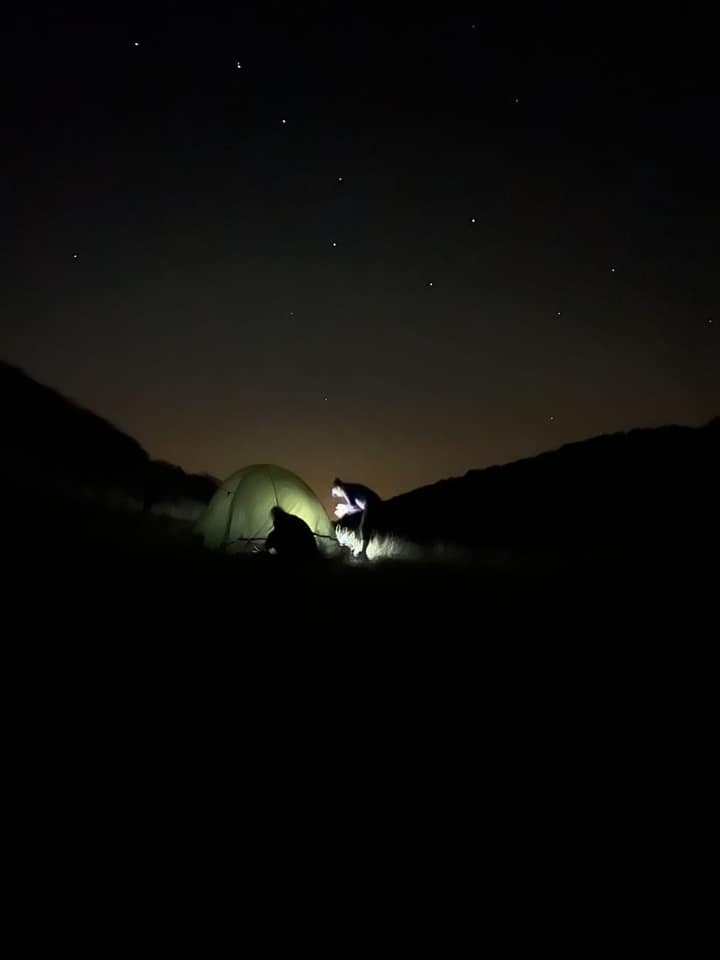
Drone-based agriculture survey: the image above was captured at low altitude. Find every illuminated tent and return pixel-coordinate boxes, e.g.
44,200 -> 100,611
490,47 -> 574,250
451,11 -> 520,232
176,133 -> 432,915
195,464 -> 335,554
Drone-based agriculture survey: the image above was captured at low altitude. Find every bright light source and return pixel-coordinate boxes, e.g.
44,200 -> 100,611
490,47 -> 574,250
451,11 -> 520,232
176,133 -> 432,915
336,526 -> 363,557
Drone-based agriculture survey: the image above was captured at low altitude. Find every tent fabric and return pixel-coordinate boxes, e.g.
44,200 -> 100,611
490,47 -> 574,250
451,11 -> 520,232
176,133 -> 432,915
195,464 -> 335,554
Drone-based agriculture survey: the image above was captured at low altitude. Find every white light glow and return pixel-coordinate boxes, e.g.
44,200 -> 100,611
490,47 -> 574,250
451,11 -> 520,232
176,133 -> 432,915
334,502 -> 361,519
335,526 -> 363,557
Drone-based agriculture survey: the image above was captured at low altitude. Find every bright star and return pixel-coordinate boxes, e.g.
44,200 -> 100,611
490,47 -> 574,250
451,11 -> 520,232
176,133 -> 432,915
133,41 -> 140,47
470,217 -> 476,223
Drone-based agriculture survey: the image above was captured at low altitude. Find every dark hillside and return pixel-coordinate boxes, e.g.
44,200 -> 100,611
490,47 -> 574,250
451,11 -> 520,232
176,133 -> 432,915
380,419 -> 719,567
0,360 -> 216,516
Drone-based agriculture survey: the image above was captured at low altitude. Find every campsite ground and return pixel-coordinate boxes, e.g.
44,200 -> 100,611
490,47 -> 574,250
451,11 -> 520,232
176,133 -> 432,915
7,504 -> 717,943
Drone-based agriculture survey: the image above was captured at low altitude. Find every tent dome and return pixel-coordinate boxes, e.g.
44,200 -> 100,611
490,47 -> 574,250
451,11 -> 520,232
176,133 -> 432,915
195,464 -> 335,554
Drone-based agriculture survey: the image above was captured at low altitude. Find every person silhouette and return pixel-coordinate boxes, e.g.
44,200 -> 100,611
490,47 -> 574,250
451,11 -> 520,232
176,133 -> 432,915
266,506 -> 318,560
331,478 -> 381,559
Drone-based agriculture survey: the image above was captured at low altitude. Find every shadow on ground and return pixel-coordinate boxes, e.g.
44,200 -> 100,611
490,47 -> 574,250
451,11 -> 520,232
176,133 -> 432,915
5,494 -> 717,943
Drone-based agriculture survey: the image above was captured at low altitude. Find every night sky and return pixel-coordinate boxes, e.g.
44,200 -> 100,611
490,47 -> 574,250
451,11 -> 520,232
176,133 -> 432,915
4,10 -> 718,500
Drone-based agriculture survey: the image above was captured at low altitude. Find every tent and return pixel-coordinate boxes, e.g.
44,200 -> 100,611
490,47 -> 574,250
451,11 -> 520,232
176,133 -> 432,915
195,464 -> 336,554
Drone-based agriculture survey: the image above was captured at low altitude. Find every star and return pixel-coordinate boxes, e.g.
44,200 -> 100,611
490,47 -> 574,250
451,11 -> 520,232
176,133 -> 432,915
610,266 -> 616,272
427,281 -> 434,287
331,241 -> 337,247
470,217 -> 477,224
549,415 -> 556,422
337,176 -> 344,183
72,253 -> 78,259
513,97 -> 520,104
281,119 -> 287,125
236,62 -> 243,70
133,41 -> 140,47
556,311 -> 561,317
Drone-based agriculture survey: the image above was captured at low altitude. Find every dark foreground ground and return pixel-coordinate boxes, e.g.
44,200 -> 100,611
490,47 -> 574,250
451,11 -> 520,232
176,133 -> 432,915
5,502 -> 718,946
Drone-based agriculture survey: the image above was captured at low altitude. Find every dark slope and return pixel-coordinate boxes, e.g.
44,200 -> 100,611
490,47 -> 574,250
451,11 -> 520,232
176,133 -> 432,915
381,419 -> 719,565
0,360 -> 216,515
